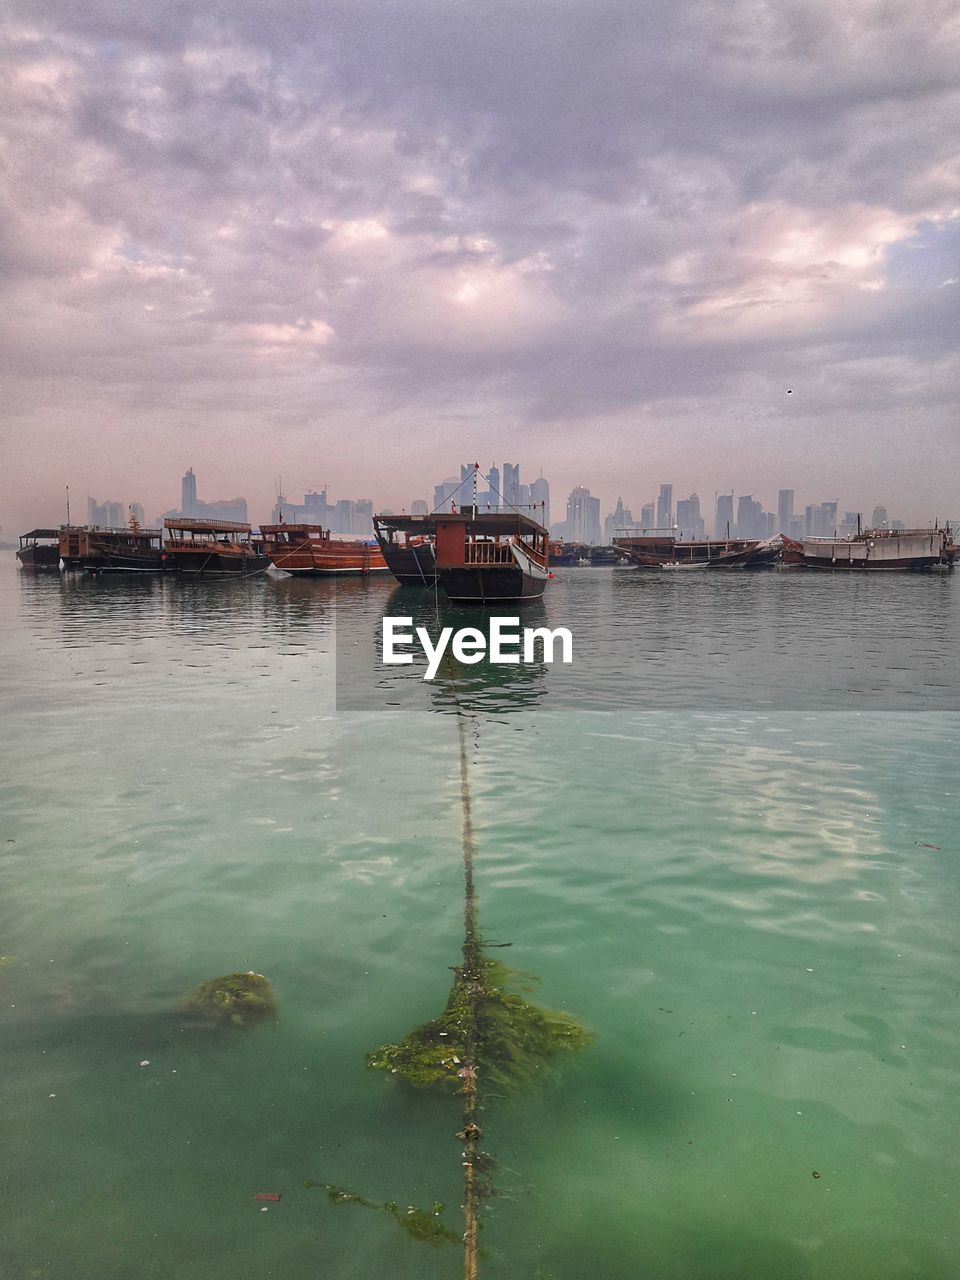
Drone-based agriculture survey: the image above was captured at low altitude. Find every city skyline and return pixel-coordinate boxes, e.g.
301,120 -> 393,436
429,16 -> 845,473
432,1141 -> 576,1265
1,4 -> 958,537
26,463 -> 948,549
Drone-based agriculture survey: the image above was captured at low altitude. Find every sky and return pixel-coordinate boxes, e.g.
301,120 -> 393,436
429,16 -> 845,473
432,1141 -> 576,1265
1,0 -> 958,532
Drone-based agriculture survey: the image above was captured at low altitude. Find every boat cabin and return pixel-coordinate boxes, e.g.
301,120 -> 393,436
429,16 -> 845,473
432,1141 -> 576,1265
434,510 -> 549,569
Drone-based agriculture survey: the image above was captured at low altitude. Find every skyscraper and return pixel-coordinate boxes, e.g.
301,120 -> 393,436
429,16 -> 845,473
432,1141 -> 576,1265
530,475 -> 550,529
675,494 -> 704,539
777,489 -> 795,533
871,504 -> 888,528
656,483 -> 673,529
735,495 -> 763,539
640,502 -> 655,529
715,493 -> 734,537
181,468 -> 198,517
433,477 -> 461,513
486,465 -> 501,510
503,463 -> 520,509
411,499 -> 428,516
604,497 -> 634,542
565,486 -> 601,544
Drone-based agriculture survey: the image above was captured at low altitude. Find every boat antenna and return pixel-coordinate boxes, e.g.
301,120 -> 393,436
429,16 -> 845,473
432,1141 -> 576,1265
472,462 -> 479,515
66,485 -> 71,526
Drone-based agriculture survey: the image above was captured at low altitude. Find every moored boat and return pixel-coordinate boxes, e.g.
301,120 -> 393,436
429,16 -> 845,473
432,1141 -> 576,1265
59,520 -> 163,572
16,529 -> 61,569
261,523 -> 389,575
613,529 -> 779,568
782,528 -> 955,571
372,514 -> 438,585
434,509 -> 551,604
162,518 -> 268,576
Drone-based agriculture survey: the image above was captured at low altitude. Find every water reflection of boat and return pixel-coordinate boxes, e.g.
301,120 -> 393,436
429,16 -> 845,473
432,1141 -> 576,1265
16,528 -> 61,569
261,523 -> 389,576
435,510 -> 551,604
372,514 -> 438,585
162,518 -> 268,576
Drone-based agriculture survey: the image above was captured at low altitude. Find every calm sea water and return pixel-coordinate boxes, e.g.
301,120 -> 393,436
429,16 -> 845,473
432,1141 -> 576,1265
1,555 -> 958,1279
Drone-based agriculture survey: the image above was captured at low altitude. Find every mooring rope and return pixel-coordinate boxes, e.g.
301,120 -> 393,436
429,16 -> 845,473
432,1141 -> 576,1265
456,706 -> 482,1280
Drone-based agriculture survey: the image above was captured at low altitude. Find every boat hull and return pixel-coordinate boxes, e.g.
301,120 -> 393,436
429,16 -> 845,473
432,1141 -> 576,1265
16,546 -> 60,569
783,531 -> 949,571
378,542 -> 437,586
438,565 -> 547,603
163,551 -> 269,576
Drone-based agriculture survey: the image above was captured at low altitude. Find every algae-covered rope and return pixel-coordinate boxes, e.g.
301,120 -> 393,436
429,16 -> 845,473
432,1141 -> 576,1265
456,707 -> 482,1280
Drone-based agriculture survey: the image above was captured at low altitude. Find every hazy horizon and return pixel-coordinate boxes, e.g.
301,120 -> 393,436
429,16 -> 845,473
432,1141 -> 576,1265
2,2 -> 958,533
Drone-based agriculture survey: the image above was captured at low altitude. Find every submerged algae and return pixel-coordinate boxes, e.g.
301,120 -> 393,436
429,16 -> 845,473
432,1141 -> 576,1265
367,957 -> 591,1092
304,1181 -> 459,1248
180,971 -> 277,1028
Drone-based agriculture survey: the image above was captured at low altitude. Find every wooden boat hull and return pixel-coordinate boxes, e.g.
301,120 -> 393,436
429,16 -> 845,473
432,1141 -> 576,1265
437,565 -> 547,603
378,541 -> 437,585
16,545 -> 60,569
162,550 -> 269,576
86,550 -> 163,573
262,525 -> 389,576
782,531 -> 949,571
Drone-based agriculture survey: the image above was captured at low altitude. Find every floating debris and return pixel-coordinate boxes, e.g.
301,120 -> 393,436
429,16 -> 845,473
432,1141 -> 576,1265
180,971 -> 277,1028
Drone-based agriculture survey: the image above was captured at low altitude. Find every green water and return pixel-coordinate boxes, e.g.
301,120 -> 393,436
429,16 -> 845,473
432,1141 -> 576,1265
1,558 -> 958,1278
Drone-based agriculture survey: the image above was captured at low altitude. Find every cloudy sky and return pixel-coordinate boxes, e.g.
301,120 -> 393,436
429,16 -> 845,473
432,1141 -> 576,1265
1,0 -> 958,530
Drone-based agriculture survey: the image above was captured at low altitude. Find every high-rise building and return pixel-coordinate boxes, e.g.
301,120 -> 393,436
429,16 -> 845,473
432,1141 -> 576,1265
735,495 -> 763,539
87,497 -> 124,527
640,502 -> 655,529
355,499 -> 374,535
656,484 -> 673,529
486,465 -> 501,510
675,494 -> 704,540
777,489 -> 795,533
530,475 -> 550,529
433,477 -> 461,513
604,497 -> 634,543
181,468 -> 198,517
503,463 -> 520,509
715,493 -> 734,538
564,486 -> 602,544
411,499 -> 428,516
129,503 -> 145,526
871,504 -> 888,528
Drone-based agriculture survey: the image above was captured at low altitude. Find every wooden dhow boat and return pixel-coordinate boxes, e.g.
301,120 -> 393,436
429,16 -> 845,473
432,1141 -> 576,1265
16,529 -> 61,569
162,518 -> 268,576
434,509 -> 551,604
60,520 -> 163,572
781,527 -> 955,571
261,523 -> 389,576
372,514 -> 438,585
613,529 -> 780,569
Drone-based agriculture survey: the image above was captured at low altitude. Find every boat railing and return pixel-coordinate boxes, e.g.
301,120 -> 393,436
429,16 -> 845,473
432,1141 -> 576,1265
463,540 -> 516,565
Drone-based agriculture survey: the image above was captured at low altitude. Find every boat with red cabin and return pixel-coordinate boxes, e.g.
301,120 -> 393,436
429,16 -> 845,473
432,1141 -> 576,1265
434,509 -> 551,603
